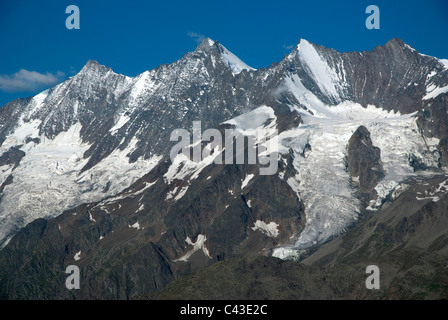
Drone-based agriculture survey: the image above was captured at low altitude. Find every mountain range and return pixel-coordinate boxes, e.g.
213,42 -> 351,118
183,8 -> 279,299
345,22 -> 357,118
0,37 -> 447,299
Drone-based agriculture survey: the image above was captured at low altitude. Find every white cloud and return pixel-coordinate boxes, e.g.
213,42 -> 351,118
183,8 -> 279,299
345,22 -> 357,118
283,44 -> 294,50
187,31 -> 206,44
0,69 -> 65,93
69,66 -> 78,75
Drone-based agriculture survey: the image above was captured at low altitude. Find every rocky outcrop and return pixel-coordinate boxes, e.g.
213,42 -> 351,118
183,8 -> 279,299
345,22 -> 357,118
346,125 -> 384,196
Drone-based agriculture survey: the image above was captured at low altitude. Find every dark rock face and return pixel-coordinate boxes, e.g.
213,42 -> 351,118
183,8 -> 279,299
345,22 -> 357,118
416,95 -> 448,167
0,146 -> 25,195
0,146 -> 26,169
346,125 -> 384,196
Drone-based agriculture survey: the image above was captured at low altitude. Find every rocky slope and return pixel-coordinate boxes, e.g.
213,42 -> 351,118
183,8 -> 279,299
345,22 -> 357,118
148,175 -> 448,300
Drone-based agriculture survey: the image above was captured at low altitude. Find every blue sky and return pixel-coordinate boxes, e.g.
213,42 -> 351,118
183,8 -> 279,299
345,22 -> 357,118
0,0 -> 447,107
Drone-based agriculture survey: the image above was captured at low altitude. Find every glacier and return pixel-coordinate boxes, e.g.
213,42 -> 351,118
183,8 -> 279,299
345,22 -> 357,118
272,100 -> 440,260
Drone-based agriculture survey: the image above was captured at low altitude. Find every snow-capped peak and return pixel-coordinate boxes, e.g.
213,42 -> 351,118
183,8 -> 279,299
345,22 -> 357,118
193,38 -> 255,74
295,38 -> 342,101
195,38 -> 216,52
440,59 -> 448,71
204,38 -> 215,47
79,59 -> 109,74
296,38 -> 308,49
216,43 -> 255,75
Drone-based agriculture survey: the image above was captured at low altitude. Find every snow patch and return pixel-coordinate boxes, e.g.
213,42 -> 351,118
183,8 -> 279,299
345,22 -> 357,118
129,222 -> 141,230
137,203 -> 145,212
219,44 -> 255,75
223,105 -> 276,131
423,83 -> 448,100
109,112 -> 131,135
131,180 -> 158,196
439,59 -> 448,71
416,196 -> 440,202
128,71 -> 158,105
173,234 -> 212,262
74,251 -> 81,261
165,185 -> 189,201
251,220 -> 279,238
164,150 -> 220,184
241,173 -> 254,190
